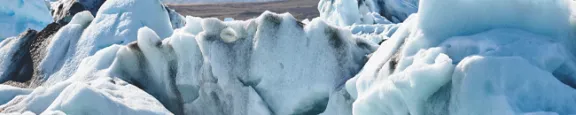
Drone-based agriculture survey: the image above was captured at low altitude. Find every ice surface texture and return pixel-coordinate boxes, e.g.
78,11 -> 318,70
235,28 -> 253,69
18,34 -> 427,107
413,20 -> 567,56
106,11 -> 377,114
3,0 -> 377,114
43,0 -> 174,86
0,0 -> 52,39
0,77 -> 172,115
318,0 -> 417,26
2,0 -> 576,114
346,0 -> 576,115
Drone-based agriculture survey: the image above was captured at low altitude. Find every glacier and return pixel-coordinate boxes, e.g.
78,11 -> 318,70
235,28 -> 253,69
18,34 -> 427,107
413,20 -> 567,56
346,0 -> 576,115
0,0 -> 52,39
43,0 -> 174,86
106,11 -> 376,115
318,0 -> 417,26
0,0 -> 576,114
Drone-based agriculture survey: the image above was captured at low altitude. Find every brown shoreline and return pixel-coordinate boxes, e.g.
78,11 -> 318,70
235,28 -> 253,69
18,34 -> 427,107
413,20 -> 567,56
166,0 -> 320,20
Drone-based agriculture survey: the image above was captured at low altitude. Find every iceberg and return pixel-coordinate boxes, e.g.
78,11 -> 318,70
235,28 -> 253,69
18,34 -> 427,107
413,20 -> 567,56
48,0 -> 106,17
1,0 -> 576,114
106,12 -> 377,114
346,0 -> 576,115
3,0 -> 378,113
43,0 -> 174,86
451,56 -> 576,115
368,0 -> 418,23
0,77 -> 172,115
318,0 -> 417,26
0,0 -> 52,39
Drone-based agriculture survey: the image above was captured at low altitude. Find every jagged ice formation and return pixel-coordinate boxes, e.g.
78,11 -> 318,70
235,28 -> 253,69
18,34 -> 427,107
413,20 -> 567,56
0,0 -> 576,115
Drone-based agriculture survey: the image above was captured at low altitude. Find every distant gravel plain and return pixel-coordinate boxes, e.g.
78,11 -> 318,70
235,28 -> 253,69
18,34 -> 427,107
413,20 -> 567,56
166,0 -> 320,20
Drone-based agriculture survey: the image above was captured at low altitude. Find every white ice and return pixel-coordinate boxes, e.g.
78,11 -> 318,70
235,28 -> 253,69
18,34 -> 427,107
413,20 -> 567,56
43,0 -> 174,85
318,0 -> 414,26
39,11 -> 94,80
318,0 -> 377,26
0,77 -> 172,115
103,11 -> 376,114
367,0 -> 418,23
2,0 -> 576,114
346,0 -> 576,115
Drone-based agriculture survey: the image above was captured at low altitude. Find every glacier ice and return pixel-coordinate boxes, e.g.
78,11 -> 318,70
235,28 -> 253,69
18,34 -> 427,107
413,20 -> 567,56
247,12 -> 376,114
417,0 -> 573,48
38,11 -> 94,82
180,16 -> 204,35
49,0 -> 106,16
451,56 -> 576,115
0,30 -> 36,84
0,0 -> 52,39
0,77 -> 171,115
42,78 -> 171,115
318,0 -> 416,26
109,27 -> 185,114
80,0 -> 174,48
43,0 -> 174,85
0,81 -> 72,113
318,0 -> 365,26
4,3 -> 377,113
39,11 -> 93,85
50,0 -> 89,24
346,0 -> 576,114
0,85 -> 32,105
164,5 -> 186,29
105,11 -> 377,115
1,0 -> 576,114
367,0 -> 418,23
349,23 -> 400,44
318,0 -> 388,26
